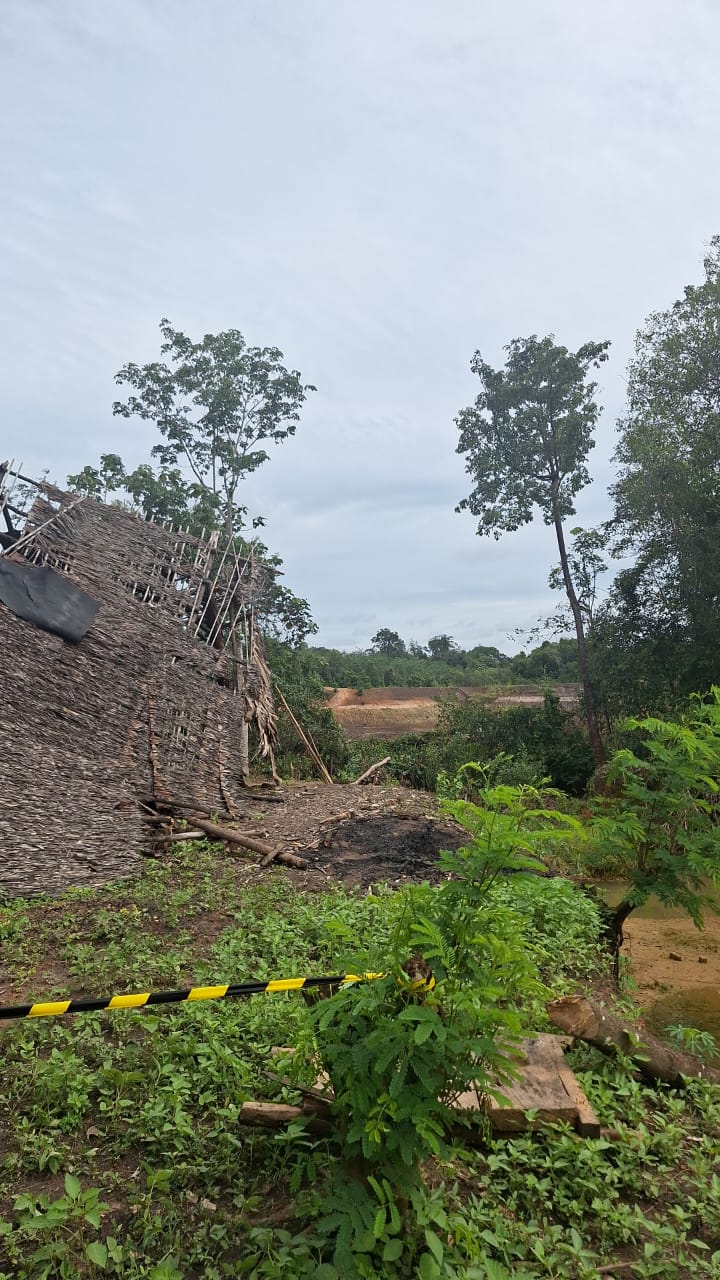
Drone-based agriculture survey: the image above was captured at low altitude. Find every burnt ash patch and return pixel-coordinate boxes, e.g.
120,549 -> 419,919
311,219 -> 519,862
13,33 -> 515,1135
305,816 -> 467,888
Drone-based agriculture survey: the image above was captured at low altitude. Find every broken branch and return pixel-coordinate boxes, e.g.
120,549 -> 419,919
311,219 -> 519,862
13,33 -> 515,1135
190,815 -> 308,870
274,685 -> 333,784
352,756 -> 391,785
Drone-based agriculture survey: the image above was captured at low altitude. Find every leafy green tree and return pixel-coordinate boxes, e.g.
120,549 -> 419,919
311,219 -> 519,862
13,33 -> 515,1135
588,567 -> 689,721
68,321 -> 317,647
113,318 -> 315,539
547,525 -> 608,630
67,452 -> 127,501
592,689 -> 720,955
68,453 -> 221,528
427,634 -> 461,662
466,643 -> 511,674
609,238 -> 720,698
370,629 -> 407,657
455,334 -> 610,765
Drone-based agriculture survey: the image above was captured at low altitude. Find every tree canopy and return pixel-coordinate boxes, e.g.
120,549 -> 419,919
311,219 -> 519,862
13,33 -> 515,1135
370,629 -> 407,657
455,334 -> 610,765
67,321 -> 317,646
113,318 -> 315,537
455,335 -> 609,537
605,238 -> 720,699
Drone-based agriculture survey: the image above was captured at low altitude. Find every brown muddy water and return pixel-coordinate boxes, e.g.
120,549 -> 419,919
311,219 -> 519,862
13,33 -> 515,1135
601,881 -> 720,1066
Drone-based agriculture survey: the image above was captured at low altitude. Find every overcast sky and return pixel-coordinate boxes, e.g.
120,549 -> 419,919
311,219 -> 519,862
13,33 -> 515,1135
2,1 -> 719,653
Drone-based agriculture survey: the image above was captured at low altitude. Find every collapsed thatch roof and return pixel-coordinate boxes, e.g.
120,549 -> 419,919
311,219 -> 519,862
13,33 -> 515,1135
0,466 -> 276,898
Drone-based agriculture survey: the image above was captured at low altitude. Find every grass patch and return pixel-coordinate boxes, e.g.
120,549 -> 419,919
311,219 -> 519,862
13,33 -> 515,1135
0,840 -> 718,1278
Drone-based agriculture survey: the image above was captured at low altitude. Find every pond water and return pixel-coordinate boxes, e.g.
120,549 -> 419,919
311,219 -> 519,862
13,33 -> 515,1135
600,879 -> 719,919
599,880 -> 720,1064
642,988 -> 720,1068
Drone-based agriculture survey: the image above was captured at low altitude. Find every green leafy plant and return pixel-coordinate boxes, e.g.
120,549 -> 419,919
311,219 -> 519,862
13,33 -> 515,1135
591,688 -> 720,950
0,1174 -> 115,1277
666,1024 -> 718,1061
289,786 -> 588,1274
436,755 -> 548,801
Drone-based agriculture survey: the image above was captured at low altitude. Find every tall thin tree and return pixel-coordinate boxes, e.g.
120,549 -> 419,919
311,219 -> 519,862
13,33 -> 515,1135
455,334 -> 610,766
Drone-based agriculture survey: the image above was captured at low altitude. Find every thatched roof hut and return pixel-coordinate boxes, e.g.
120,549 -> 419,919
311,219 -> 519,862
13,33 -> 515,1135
0,466 -> 276,898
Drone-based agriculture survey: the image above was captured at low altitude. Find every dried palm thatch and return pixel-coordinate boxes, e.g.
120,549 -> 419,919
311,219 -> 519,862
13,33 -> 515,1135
0,465 -> 278,898
243,626 -> 280,776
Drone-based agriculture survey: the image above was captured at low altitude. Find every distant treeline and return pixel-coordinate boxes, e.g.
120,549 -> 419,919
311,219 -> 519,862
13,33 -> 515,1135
303,634 -> 579,691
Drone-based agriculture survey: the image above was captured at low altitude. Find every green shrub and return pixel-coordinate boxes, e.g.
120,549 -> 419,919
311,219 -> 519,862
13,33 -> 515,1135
341,695 -> 595,797
286,786 -> 588,1275
592,687 -> 720,941
437,693 -> 594,796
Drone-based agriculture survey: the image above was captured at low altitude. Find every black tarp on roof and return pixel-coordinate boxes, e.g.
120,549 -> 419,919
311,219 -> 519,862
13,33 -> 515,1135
0,557 -> 99,643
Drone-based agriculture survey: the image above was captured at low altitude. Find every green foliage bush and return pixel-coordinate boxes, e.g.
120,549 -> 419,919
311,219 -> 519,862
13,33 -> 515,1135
342,693 -> 595,797
266,639 -> 349,779
281,787 -> 593,1275
591,688 -> 720,928
487,877 -> 603,984
434,693 -> 594,796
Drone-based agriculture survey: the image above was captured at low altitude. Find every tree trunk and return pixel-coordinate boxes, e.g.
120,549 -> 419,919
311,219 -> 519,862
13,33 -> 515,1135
547,995 -> 720,1086
551,503 -> 605,766
608,898 -> 635,953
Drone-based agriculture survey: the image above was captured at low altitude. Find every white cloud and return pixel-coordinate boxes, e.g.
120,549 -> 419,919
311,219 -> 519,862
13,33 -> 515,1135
1,0 -> 719,651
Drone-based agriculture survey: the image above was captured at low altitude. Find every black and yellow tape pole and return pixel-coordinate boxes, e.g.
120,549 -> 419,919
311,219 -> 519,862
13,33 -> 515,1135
0,969 -> 434,1022
0,974 -> 381,1021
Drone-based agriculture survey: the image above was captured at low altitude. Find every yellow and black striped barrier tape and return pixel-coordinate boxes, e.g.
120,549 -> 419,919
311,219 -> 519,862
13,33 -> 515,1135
0,971 -> 435,1022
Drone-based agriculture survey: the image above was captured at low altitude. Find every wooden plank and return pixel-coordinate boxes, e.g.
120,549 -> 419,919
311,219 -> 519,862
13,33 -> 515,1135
457,1035 -> 594,1134
555,1057 -> 601,1138
487,1035 -> 577,1131
263,1035 -> 601,1140
455,1086 -> 483,1112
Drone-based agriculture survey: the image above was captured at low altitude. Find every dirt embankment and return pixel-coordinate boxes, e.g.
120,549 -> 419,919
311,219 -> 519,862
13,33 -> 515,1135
327,685 -> 580,740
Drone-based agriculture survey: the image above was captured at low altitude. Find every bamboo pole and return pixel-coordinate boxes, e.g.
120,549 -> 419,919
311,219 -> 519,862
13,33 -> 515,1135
274,686 -> 333,784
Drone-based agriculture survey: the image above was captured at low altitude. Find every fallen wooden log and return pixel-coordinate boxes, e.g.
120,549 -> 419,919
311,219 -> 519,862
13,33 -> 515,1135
353,756 -> 391,785
239,1100 -> 333,1134
156,829 -> 205,843
547,996 -> 720,1086
265,849 -> 307,870
190,816 -> 308,871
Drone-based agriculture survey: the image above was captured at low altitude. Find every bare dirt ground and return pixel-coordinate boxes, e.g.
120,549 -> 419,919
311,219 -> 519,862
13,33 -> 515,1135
624,912 -> 720,998
327,685 -> 580,739
226,781 -> 466,888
